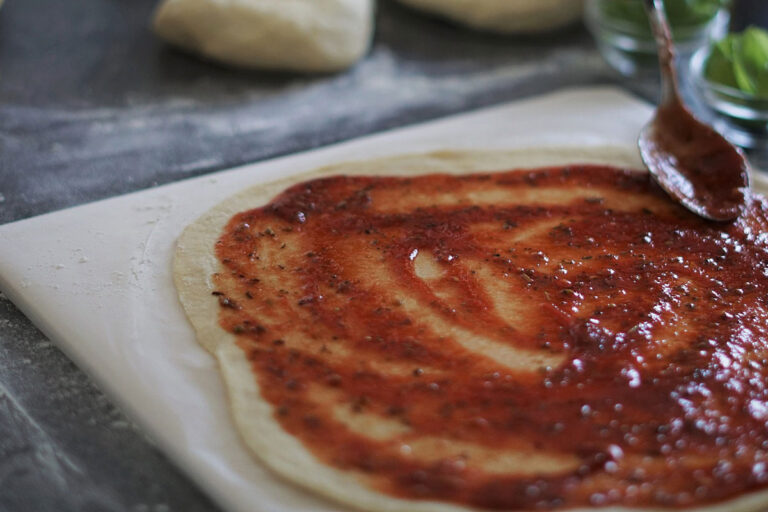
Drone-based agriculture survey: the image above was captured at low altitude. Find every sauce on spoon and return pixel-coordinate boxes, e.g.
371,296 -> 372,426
638,0 -> 749,221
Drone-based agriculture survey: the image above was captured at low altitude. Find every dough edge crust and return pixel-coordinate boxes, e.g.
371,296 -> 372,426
173,147 -> 768,512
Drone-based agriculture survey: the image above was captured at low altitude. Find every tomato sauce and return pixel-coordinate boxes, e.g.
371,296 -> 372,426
213,165 -> 768,510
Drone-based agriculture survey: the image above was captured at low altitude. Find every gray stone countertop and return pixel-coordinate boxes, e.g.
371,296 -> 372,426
0,1 -> 765,511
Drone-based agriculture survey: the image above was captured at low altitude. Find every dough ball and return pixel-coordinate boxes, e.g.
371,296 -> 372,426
396,0 -> 584,34
152,0 -> 375,72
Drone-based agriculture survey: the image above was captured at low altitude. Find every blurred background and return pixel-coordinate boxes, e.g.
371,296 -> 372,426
0,1 -> 767,511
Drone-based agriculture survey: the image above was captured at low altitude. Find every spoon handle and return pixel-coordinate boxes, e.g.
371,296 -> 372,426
643,0 -> 682,105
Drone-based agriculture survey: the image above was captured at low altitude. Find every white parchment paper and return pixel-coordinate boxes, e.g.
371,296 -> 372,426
0,87 -> 655,512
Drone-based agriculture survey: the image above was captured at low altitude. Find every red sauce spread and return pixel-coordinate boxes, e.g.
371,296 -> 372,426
213,165 -> 768,510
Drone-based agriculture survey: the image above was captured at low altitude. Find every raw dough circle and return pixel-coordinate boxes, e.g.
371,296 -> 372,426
174,147 -> 768,512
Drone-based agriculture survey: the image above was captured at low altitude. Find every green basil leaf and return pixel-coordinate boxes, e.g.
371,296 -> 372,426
739,26 -> 768,96
679,0 -> 723,25
600,0 -> 723,32
705,36 -> 739,89
733,38 -> 758,95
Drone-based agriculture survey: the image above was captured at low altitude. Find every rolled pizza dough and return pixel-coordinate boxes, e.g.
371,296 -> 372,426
152,0 -> 374,72
396,0 -> 584,34
173,147 -> 768,512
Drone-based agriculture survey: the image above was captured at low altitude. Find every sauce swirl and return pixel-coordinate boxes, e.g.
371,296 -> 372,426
214,165 -> 768,510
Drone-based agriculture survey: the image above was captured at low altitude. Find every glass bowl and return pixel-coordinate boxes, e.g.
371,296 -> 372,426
585,0 -> 730,78
690,45 -> 768,149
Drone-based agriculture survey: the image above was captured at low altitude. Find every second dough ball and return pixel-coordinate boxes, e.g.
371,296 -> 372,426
397,0 -> 584,34
152,0 -> 375,72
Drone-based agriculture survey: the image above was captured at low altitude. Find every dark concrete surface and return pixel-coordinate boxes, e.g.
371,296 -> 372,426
0,1 -> 765,511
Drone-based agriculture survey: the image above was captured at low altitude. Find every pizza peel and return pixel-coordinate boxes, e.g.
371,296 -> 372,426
2,86 -> 753,512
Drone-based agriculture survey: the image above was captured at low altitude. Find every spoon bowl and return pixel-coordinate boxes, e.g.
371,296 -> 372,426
638,0 -> 749,221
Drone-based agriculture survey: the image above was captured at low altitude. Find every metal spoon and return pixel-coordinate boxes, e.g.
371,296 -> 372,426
638,0 -> 749,221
